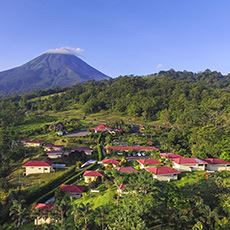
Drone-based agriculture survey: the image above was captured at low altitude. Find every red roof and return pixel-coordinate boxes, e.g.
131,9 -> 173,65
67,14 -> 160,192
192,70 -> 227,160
23,161 -> 52,167
137,158 -> 160,165
160,153 -> 182,159
117,166 -> 137,173
35,203 -> 54,210
106,145 -> 159,151
83,170 -> 103,177
60,184 -> 85,193
102,158 -> 120,165
146,166 -> 180,175
94,124 -> 111,132
172,157 -> 207,165
204,158 -> 230,165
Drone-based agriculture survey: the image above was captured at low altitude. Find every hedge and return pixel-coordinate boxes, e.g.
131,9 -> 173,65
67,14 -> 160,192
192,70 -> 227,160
35,163 -> 96,203
24,165 -> 76,204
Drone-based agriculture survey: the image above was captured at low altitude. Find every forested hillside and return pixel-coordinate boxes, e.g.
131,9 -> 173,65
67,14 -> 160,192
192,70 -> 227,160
10,69 -> 230,159
0,70 -> 230,229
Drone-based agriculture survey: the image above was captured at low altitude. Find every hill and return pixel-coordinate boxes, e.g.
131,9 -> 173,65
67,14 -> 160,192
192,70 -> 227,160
0,72 -> 230,228
0,50 -> 110,96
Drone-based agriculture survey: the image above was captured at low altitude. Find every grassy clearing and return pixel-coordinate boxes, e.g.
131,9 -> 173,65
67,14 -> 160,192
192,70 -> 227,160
74,186 -> 117,209
175,171 -> 206,187
9,169 -> 65,191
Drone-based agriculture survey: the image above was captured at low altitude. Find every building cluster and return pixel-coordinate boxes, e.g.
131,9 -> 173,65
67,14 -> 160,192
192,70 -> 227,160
20,124 -> 230,226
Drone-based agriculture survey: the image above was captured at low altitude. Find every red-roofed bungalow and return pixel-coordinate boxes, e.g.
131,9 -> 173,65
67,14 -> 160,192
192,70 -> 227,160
102,158 -> 120,168
137,158 -> 161,169
34,203 -> 54,225
23,161 -> 54,176
146,166 -> 180,181
172,157 -> 207,172
93,124 -> 111,133
83,170 -> 103,183
204,158 -> 230,171
60,184 -> 85,198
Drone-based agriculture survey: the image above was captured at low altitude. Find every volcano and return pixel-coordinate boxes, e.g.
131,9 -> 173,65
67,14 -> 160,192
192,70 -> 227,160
0,49 -> 110,96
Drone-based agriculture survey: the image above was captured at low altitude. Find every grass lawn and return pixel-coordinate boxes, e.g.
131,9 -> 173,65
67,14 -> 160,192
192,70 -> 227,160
175,171 -> 206,187
74,186 -> 117,209
9,169 -> 65,191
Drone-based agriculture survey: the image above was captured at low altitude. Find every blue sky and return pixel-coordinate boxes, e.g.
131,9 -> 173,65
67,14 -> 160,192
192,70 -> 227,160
0,0 -> 230,77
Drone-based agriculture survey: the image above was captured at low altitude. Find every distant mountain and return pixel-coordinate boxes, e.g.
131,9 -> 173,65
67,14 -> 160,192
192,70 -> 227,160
0,50 -> 110,96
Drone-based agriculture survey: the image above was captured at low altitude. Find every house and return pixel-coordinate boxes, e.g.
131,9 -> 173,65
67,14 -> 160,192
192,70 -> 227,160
137,158 -> 161,169
23,161 -> 54,176
21,139 -> 42,148
92,124 -> 123,134
44,144 -> 64,152
160,153 -> 182,159
60,184 -> 85,198
172,157 -> 207,171
47,151 -> 63,159
71,147 -> 93,156
116,166 -> 138,174
105,145 -> 159,154
146,166 -> 180,181
83,170 -> 103,183
102,158 -> 120,168
204,158 -> 230,171
93,124 -> 111,133
34,203 -> 54,225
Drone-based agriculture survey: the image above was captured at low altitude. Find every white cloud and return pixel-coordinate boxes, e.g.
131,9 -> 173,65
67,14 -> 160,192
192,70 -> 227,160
45,47 -> 84,56
156,63 -> 163,69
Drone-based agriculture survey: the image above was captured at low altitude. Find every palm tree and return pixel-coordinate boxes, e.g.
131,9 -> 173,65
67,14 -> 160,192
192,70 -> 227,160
9,199 -> 28,227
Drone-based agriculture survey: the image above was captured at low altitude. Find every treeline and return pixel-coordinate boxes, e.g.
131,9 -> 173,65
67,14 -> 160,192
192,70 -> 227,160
1,70 -> 230,159
3,171 -> 230,229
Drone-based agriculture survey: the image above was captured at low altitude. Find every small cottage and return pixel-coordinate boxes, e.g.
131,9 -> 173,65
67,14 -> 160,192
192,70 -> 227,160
23,161 -> 54,176
102,158 -> 120,168
172,157 -> 207,171
204,158 -> 230,171
60,184 -> 85,198
146,166 -> 180,181
83,170 -> 103,183
93,124 -> 111,133
34,203 -> 54,225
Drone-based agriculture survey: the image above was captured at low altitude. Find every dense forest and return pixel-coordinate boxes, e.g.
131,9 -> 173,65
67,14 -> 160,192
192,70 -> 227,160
5,69 -> 230,158
0,69 -> 230,229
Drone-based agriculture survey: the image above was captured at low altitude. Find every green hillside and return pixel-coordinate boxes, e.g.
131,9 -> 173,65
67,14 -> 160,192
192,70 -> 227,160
0,71 -> 230,229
